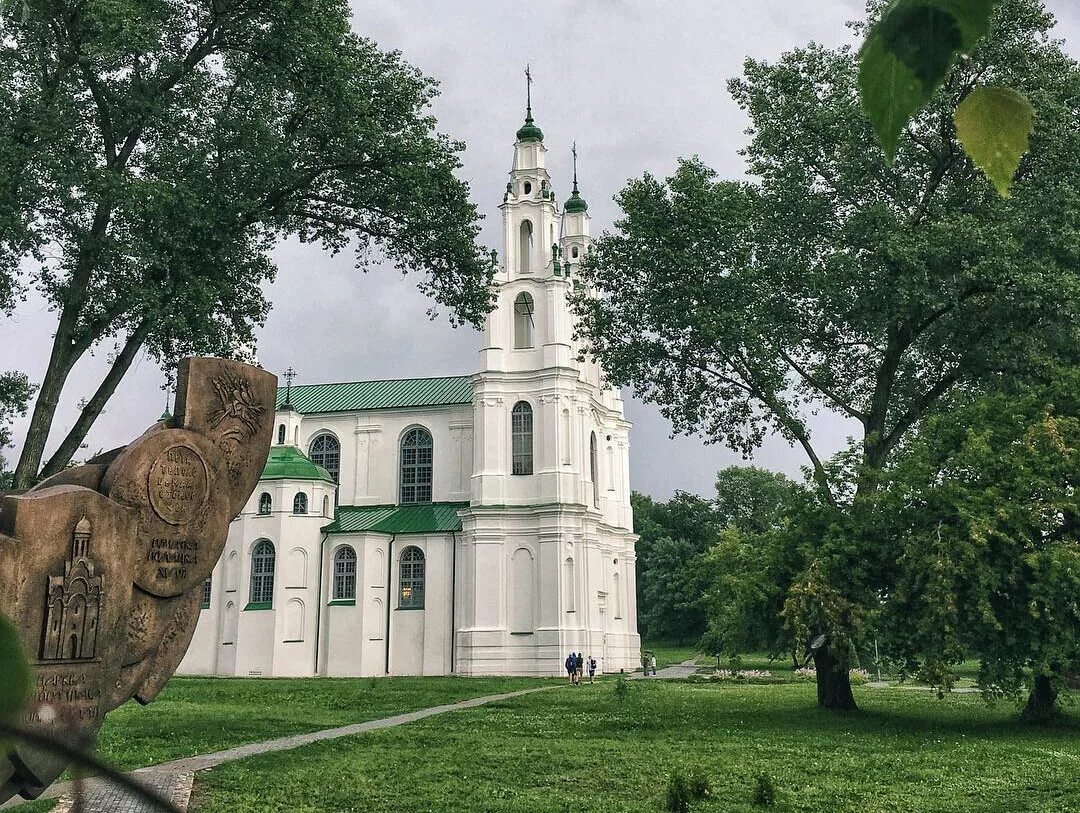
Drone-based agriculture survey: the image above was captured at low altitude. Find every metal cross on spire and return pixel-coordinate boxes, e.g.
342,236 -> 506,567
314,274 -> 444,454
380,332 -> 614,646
525,63 -> 533,120
572,141 -> 580,193
283,366 -> 297,406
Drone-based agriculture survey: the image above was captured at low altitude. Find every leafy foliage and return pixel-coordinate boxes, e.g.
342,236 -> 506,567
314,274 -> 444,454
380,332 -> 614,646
1,0 -> 494,486
0,614 -> 31,744
857,0 -> 1034,196
576,0 -> 1080,708
880,371 -> 1080,711
954,85 -> 1034,195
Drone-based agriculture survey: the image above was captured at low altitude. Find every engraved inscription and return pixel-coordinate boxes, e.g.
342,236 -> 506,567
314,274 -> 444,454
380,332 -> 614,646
148,444 -> 209,526
40,516 -> 102,662
26,671 -> 101,725
147,537 -> 198,583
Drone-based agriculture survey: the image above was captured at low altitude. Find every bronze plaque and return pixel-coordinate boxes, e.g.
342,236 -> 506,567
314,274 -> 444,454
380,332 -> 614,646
0,357 -> 276,805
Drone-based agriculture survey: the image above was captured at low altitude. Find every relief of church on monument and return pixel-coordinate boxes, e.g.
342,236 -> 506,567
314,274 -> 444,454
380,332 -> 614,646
40,516 -> 102,662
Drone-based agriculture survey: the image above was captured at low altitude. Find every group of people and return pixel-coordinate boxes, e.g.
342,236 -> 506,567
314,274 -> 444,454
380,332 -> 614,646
641,652 -> 658,676
564,652 -> 597,684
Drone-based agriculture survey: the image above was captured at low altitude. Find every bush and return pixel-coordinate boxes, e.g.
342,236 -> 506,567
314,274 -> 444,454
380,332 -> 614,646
665,772 -> 692,813
752,773 -> 776,807
613,673 -> 631,702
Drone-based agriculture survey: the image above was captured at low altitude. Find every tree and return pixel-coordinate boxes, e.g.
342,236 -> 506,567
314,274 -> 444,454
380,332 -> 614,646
573,0 -> 1080,708
698,468 -> 810,665
2,0 -> 494,488
0,371 -> 33,487
632,491 -> 721,642
879,371 -> 1079,721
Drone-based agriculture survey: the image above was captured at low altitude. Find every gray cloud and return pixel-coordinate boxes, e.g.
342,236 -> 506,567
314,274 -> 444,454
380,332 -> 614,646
1,1 -> 1076,499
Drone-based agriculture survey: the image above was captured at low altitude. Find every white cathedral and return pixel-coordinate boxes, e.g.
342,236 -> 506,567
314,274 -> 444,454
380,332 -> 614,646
179,98 -> 641,678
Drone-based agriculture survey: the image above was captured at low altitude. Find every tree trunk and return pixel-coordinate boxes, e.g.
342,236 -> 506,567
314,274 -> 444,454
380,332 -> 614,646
12,337 -> 79,490
812,645 -> 857,711
38,320 -> 153,479
1021,675 -> 1059,724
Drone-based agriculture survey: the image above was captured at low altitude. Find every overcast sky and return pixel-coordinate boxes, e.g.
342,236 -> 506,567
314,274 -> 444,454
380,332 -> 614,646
1,1 -> 1077,500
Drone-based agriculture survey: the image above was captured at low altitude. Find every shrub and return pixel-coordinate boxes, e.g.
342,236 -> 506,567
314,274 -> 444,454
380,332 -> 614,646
688,771 -> 712,801
613,673 -> 631,702
752,773 -> 776,807
665,772 -> 692,813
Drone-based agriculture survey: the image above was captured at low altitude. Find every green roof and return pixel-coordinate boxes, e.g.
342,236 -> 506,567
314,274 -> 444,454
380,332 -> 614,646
262,445 -> 335,483
322,502 -> 468,535
516,111 -> 543,143
277,376 -> 473,414
563,190 -> 588,213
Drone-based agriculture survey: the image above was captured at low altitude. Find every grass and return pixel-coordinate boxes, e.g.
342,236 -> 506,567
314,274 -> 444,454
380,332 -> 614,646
641,640 -> 703,669
192,680 -> 1079,813
7,675 -> 548,812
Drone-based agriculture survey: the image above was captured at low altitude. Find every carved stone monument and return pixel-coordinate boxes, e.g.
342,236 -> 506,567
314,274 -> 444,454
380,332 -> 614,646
0,357 -> 275,804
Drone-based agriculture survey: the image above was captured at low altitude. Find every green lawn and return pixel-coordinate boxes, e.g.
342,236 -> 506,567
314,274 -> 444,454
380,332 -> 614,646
192,680 -> 1079,813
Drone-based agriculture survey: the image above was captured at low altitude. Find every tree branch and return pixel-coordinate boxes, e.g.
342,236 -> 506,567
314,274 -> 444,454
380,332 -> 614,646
777,348 -> 866,423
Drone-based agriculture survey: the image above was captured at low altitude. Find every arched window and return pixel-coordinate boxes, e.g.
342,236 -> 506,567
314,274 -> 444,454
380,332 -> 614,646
201,576 -> 212,609
590,432 -> 599,508
513,292 -> 534,349
309,434 -> 340,484
511,402 -> 533,475
399,546 -> 425,609
564,557 -> 576,612
323,495 -> 330,517
333,546 -> 357,601
400,428 -> 433,504
523,180 -> 532,195
293,492 -> 308,514
519,219 -> 533,273
249,540 -> 275,606
277,424 -> 285,445
571,245 -> 579,259
258,492 -> 272,515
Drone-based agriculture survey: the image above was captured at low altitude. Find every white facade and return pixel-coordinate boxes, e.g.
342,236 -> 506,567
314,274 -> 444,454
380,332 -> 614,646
179,106 -> 640,678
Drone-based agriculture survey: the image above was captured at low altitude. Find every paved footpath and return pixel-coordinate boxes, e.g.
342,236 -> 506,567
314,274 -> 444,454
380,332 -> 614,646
630,658 -> 700,680
3,686 -> 550,813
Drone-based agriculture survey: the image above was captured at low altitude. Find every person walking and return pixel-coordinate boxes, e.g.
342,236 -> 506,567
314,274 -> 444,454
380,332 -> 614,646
575,652 -> 584,683
650,653 -> 657,676
565,652 -> 576,684
588,655 -> 597,684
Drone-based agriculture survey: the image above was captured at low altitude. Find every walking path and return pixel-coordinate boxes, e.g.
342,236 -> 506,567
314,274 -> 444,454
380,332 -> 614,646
632,658 -> 700,679
3,686 -> 551,812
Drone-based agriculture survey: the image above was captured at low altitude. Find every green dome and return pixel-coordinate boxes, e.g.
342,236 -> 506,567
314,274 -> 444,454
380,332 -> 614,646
563,190 -> 588,213
516,114 -> 543,143
261,445 -> 335,483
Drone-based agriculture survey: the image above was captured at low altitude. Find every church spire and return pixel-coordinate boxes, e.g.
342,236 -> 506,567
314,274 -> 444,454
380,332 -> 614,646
563,142 -> 589,213
516,64 -> 544,143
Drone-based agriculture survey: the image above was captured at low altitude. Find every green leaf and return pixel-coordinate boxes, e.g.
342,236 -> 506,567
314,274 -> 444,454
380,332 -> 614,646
0,613 -> 31,727
860,0 -> 1001,163
954,85 -> 1034,196
859,32 -> 925,163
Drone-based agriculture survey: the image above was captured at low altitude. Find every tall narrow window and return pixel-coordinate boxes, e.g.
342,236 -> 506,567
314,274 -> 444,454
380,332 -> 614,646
511,401 -> 533,475
201,576 -> 212,609
513,292 -> 534,349
519,219 -> 533,273
399,546 -> 425,608
258,492 -> 272,515
563,557 -> 576,612
249,540 -> 275,606
561,409 -> 571,464
277,424 -> 286,445
400,428 -> 433,504
293,492 -> 308,514
333,546 -> 357,601
323,495 -> 330,517
309,434 -> 340,484
590,432 -> 599,508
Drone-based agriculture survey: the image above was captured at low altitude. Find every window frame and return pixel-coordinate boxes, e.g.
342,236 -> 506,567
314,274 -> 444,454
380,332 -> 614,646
200,576 -> 212,609
399,427 -> 434,504
511,401 -> 534,476
258,492 -> 272,515
308,433 -> 341,484
398,546 -> 426,609
249,540 -> 276,607
293,492 -> 308,515
332,546 -> 357,602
